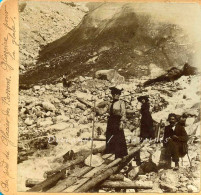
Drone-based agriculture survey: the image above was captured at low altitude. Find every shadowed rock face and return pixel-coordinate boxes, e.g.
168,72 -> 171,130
143,63 -> 198,86
20,3 -> 194,88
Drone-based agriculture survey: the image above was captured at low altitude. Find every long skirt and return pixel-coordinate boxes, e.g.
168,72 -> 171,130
140,116 -> 154,140
105,115 -> 128,158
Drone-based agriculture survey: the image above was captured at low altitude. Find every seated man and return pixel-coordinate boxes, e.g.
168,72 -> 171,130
163,113 -> 189,170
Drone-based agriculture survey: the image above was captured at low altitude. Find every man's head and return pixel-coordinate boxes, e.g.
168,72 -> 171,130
179,113 -> 188,126
167,113 -> 177,126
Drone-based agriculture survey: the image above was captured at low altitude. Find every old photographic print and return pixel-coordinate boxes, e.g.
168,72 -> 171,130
17,1 -> 200,193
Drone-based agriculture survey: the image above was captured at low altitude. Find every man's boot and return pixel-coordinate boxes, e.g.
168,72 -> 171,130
173,161 -> 179,170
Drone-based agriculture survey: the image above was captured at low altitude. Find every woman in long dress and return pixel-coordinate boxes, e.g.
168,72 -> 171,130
96,87 -> 128,159
137,95 -> 154,141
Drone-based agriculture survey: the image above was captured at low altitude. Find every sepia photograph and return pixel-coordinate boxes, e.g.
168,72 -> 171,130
17,1 -> 201,193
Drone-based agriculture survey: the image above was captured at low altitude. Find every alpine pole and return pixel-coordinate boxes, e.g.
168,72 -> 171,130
90,98 -> 96,166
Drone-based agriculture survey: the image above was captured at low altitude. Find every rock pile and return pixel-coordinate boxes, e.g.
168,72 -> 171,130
18,74 -> 200,193
18,74 -> 169,163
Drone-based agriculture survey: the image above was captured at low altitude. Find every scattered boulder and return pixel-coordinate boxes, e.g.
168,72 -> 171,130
33,85 -> 41,91
55,115 -> 70,123
42,102 -> 56,111
140,161 -> 158,173
160,182 -> 177,192
160,169 -> 179,185
95,69 -> 125,84
39,119 -> 53,127
25,118 -> 34,126
151,150 -> 161,166
128,166 -> 140,180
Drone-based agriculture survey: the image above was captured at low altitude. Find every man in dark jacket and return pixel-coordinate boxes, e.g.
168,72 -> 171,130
163,113 -> 189,170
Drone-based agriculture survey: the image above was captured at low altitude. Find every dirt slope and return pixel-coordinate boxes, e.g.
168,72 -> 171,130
19,1 -> 88,73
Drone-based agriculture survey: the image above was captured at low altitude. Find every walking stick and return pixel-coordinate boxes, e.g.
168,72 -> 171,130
90,99 -> 96,166
186,150 -> 192,167
156,119 -> 162,143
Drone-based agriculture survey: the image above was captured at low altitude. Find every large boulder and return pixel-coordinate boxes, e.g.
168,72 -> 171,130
95,69 -> 125,84
149,63 -> 166,79
159,169 -> 179,192
84,154 -> 104,167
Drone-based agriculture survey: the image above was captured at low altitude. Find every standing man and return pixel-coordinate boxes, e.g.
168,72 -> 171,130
163,113 -> 189,170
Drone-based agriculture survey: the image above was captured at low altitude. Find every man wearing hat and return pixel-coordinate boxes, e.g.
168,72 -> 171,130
163,113 -> 189,170
95,86 -> 128,159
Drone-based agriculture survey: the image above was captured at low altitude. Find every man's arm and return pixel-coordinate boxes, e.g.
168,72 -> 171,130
176,126 -> 189,142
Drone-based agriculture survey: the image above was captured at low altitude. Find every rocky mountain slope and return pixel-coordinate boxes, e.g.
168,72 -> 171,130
19,2 -> 196,87
19,1 -> 88,73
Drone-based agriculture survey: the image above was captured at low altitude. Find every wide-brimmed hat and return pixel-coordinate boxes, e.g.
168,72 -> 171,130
181,113 -> 188,118
109,86 -> 123,95
137,95 -> 149,102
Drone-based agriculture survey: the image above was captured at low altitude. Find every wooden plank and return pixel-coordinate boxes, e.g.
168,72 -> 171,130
47,166 -> 93,193
48,150 -> 114,192
63,164 -> 107,192
84,164 -> 107,178
74,145 -> 143,192
71,166 -> 92,177
63,178 -> 89,192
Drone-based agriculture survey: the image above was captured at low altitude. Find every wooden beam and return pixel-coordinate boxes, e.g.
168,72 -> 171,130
74,145 -> 143,192
100,180 -> 153,189
46,167 -> 93,193
27,145 -> 105,192
48,153 -> 113,192
108,174 -> 124,181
